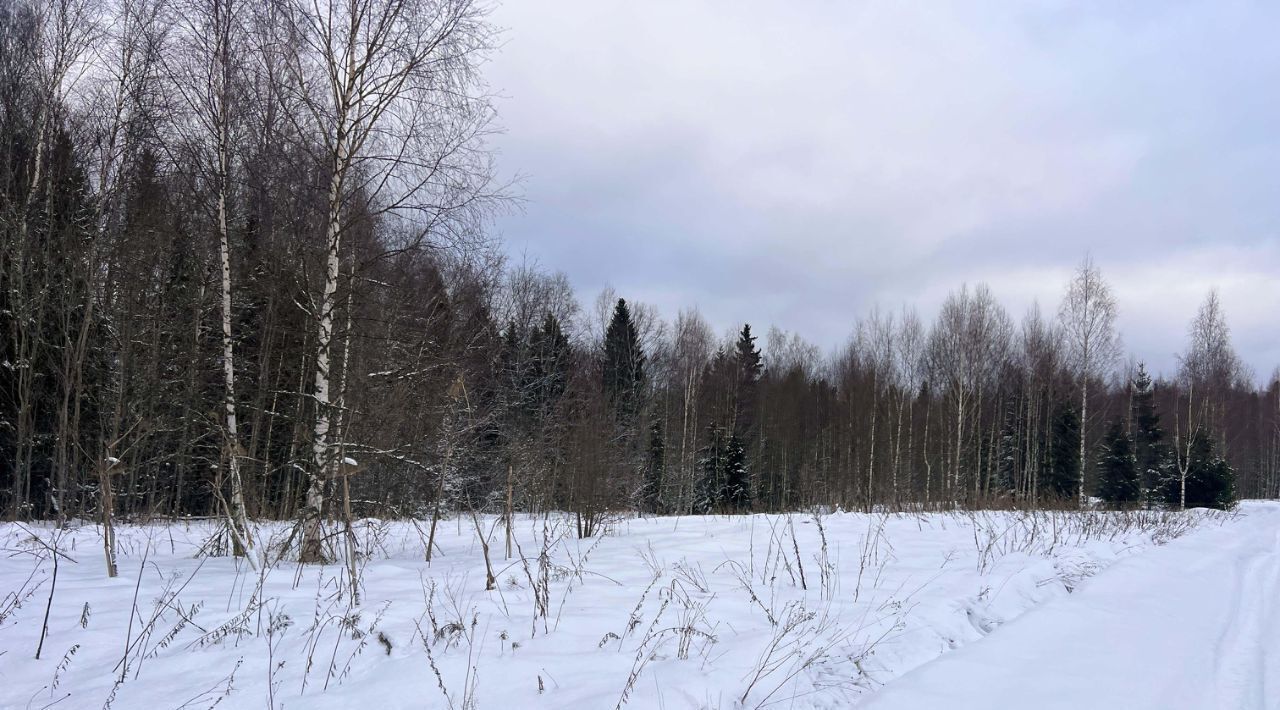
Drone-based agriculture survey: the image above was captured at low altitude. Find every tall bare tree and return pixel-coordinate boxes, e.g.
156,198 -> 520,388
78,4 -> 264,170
1173,289 -> 1246,508
166,0 -> 255,561
1058,257 -> 1120,504
1179,290 -> 1246,435
669,309 -> 713,511
860,306 -> 895,509
926,284 -> 1012,501
1017,303 -> 1062,503
892,306 -> 925,500
14,0 -> 99,523
280,0 -> 495,562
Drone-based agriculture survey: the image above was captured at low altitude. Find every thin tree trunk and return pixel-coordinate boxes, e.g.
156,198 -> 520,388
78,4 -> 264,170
217,138 -> 253,562
301,146 -> 347,564
1079,379 -> 1088,505
867,383 -> 877,513
505,464 -> 514,560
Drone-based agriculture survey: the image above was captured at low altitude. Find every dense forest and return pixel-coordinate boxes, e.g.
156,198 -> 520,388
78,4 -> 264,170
2,0 -> 1275,562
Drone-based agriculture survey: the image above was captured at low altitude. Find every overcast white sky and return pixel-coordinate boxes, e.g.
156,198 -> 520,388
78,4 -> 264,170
486,0 -> 1280,379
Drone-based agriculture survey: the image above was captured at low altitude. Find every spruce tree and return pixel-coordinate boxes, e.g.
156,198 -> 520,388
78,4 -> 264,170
1044,404 -> 1081,501
695,425 -> 726,513
529,313 -> 571,419
500,321 -> 528,409
1162,432 -> 1236,510
603,299 -> 645,422
723,432 -> 750,512
1096,417 -> 1140,505
642,421 -> 665,513
1130,364 -> 1170,504
733,324 -> 763,434
726,324 -> 762,510
734,324 -> 763,385
1191,441 -> 1235,511
994,400 -> 1020,496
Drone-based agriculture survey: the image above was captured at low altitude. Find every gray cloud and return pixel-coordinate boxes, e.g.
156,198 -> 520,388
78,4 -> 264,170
487,0 -> 1280,378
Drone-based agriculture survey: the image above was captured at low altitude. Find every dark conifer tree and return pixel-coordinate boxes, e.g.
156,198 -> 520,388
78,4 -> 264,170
499,320 -> 529,416
529,313 -> 571,420
1191,439 -> 1235,511
733,324 -> 763,432
642,420 -> 665,513
994,399 -> 1020,496
695,425 -> 725,514
723,432 -> 750,511
1129,364 -> 1169,504
1096,417 -> 1140,505
1161,432 -> 1236,510
603,299 -> 644,423
1044,404 -> 1081,501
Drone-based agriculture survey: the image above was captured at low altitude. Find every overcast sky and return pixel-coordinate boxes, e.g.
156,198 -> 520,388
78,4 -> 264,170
486,0 -> 1280,379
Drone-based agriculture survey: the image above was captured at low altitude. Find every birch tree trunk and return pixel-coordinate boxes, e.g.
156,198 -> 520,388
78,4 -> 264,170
218,172 -> 253,560
300,152 -> 346,563
282,0 -> 494,562
1078,378 -> 1088,505
211,0 -> 254,560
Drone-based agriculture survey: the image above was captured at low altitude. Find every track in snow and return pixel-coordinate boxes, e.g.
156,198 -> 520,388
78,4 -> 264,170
861,501 -> 1280,710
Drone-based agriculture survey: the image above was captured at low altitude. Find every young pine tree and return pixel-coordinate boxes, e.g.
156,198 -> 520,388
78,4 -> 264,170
1096,417 -> 1140,505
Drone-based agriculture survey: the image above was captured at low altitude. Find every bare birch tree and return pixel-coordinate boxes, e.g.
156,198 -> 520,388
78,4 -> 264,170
670,309 -> 713,511
1017,303 -> 1061,503
926,284 -> 1012,501
893,306 -> 926,500
860,306 -> 895,509
1179,290 -> 1246,434
166,0 -> 255,561
279,0 -> 496,562
1058,256 -> 1120,505
1174,289 -> 1246,508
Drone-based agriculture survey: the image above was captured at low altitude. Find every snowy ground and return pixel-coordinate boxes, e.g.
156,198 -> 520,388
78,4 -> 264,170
862,500 -> 1280,710
0,506 -> 1244,709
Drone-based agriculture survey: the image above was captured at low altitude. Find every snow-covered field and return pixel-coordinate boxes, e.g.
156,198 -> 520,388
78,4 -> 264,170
863,500 -> 1280,710
0,506 -> 1242,709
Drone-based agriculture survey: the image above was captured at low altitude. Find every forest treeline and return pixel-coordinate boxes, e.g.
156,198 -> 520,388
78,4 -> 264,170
2,0 -> 1275,557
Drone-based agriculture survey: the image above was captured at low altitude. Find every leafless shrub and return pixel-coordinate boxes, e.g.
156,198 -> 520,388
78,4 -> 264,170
813,514 -> 836,602
265,601 -> 291,710
852,514 -> 893,603
0,560 -> 43,632
511,523 -> 555,637
614,579 -> 717,709
787,515 -> 807,591
671,559 -> 710,594
636,541 -> 662,578
171,657 -> 244,710
960,508 -> 1232,574
738,602 -> 852,709
413,580 -> 482,710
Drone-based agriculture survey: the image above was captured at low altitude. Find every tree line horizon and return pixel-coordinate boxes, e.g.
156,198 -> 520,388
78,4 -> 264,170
1,0 -> 1271,565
